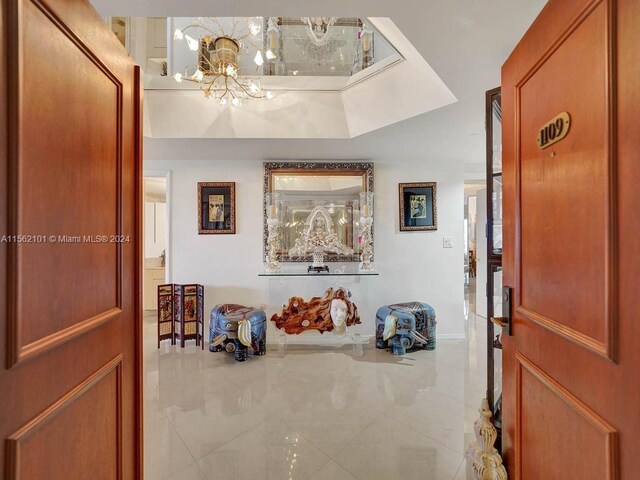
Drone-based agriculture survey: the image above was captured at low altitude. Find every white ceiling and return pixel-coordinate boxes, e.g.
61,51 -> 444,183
144,18 -> 458,139
91,0 -> 547,175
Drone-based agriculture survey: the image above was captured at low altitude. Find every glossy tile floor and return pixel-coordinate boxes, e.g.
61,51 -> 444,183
144,284 -> 487,480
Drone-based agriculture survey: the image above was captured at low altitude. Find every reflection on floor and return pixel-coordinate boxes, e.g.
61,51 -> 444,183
144,286 -> 487,480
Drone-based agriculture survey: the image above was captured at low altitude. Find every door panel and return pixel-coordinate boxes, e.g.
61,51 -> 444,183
502,0 -> 639,477
1,0 -> 141,478
7,357 -> 123,479
516,353 -> 616,479
518,0 -> 611,354
13,0 -> 123,362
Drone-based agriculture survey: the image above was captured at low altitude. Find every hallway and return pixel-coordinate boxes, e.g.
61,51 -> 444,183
143,285 -> 488,480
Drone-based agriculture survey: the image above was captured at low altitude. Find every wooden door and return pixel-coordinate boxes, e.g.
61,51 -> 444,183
501,0 -> 639,477
0,0 -> 142,478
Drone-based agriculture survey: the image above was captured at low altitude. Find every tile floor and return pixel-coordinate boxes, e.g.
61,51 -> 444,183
144,285 -> 487,480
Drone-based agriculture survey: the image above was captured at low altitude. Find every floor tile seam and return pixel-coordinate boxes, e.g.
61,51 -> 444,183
379,410 -> 467,458
149,421 -> 199,480
453,458 -> 467,480
328,410 -> 388,480
266,414 -> 334,480
162,414 -> 203,465
193,460 -> 209,480
326,409 -> 388,478
178,415 -> 261,463
272,411 -> 335,460
190,414 -> 326,464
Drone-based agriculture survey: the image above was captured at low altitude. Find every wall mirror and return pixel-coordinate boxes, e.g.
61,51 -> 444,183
263,162 -> 374,263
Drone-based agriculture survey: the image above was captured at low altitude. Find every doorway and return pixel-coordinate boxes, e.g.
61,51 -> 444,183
143,175 -> 169,311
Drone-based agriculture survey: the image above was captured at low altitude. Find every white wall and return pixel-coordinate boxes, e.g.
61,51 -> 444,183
144,201 -> 166,259
145,156 -> 465,343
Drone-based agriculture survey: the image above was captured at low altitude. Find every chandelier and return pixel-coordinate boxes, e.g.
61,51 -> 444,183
300,17 -> 338,46
172,18 -> 275,106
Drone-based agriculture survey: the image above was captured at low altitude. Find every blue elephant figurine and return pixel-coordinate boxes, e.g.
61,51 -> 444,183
209,304 -> 267,362
375,302 -> 436,355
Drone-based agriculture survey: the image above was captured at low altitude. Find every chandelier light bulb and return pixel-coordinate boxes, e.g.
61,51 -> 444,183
265,91 -> 274,100
174,17 -> 271,105
191,69 -> 204,81
249,20 -> 261,36
254,50 -> 264,66
185,34 -> 199,51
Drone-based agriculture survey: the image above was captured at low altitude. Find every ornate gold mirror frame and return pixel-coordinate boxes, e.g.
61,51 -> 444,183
263,162 -> 374,263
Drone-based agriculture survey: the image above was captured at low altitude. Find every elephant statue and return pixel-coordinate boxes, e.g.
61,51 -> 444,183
375,302 -> 436,355
209,304 -> 267,362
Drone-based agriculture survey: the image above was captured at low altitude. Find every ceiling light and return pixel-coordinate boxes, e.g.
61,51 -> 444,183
300,17 -> 338,46
248,19 -> 261,36
172,18 -> 274,106
185,34 -> 199,51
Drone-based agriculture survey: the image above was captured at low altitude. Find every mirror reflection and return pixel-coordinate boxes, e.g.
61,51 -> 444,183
264,163 -> 373,263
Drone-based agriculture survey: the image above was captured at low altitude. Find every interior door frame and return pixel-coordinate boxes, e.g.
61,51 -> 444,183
143,169 -> 172,284
134,65 -> 144,479
484,86 -> 503,428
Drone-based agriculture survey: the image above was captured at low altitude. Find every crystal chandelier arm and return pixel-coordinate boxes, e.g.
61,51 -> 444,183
199,52 -> 219,74
210,18 -> 226,35
229,76 -> 264,99
229,18 -> 242,39
179,73 -> 220,85
201,73 -> 223,85
180,24 -> 217,37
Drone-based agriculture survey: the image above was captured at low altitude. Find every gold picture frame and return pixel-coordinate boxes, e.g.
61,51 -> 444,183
197,182 -> 236,234
399,182 -> 437,231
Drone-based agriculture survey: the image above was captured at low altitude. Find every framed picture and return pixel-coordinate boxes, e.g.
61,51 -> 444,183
198,182 -> 236,234
399,182 -> 437,231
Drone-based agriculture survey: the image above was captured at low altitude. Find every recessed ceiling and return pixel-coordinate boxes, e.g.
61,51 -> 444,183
91,0 -> 547,174
128,16 -> 457,138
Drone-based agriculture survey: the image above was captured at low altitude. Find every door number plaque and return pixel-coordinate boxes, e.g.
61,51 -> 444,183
537,112 -> 571,149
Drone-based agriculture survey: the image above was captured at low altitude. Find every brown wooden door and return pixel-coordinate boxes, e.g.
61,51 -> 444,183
0,0 -> 142,478
501,0 -> 639,477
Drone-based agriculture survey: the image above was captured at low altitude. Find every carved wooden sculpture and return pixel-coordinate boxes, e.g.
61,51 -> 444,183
271,287 -> 360,334
468,398 -> 508,480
